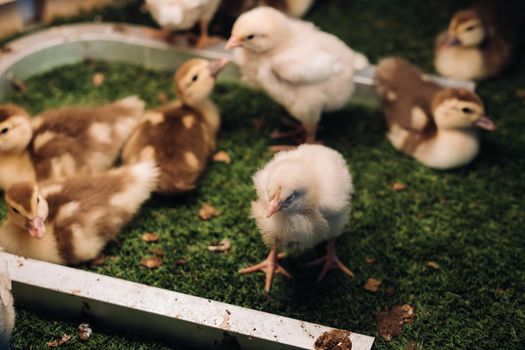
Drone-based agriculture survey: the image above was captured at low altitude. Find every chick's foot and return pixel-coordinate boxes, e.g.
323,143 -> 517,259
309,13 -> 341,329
239,245 -> 291,293
306,239 -> 354,282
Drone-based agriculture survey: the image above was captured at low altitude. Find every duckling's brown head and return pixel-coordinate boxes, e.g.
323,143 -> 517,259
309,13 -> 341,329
432,88 -> 495,131
0,104 -> 32,153
5,182 -> 48,239
174,58 -> 228,106
445,9 -> 485,47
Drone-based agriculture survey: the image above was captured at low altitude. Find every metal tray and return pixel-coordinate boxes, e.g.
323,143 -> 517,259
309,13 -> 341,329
0,23 -> 376,350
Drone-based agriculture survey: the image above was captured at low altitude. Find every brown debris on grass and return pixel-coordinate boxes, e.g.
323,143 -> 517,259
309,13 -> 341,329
78,323 -> 92,341
364,278 -> 382,293
140,256 -> 163,269
208,239 -> 231,253
376,304 -> 417,341
427,261 -> 440,270
391,182 -> 407,191
199,203 -> 220,220
365,257 -> 376,264
142,232 -> 160,243
91,73 -> 105,87
47,334 -> 72,347
213,151 -> 232,164
314,329 -> 352,350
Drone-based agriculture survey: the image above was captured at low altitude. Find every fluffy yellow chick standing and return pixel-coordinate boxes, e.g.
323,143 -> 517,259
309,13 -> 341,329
241,144 -> 354,293
122,58 -> 228,194
0,161 -> 158,265
225,7 -> 369,149
375,58 -> 496,169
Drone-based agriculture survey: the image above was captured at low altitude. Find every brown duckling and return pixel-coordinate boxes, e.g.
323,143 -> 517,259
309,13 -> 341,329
434,1 -> 524,80
0,104 -> 36,190
122,58 -> 228,194
0,97 -> 145,189
375,58 -> 496,169
0,161 -> 158,265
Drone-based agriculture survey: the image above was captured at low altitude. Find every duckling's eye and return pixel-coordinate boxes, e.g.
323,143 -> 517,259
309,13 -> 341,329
462,107 -> 473,114
465,26 -> 476,31
37,197 -> 40,204
12,207 -> 19,214
191,74 -> 198,82
0,127 -> 8,135
246,34 -> 255,40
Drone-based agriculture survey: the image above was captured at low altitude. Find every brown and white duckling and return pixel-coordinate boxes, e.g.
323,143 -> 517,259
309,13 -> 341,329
375,57 -> 496,169
122,58 -> 228,194
0,104 -> 36,190
0,161 -> 158,265
434,2 -> 523,80
221,0 -> 315,18
30,96 -> 145,182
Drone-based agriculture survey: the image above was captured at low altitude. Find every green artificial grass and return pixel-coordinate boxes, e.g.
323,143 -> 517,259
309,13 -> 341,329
1,0 -> 525,349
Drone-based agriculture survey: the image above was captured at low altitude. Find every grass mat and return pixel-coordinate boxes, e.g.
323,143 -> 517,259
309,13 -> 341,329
1,0 -> 525,349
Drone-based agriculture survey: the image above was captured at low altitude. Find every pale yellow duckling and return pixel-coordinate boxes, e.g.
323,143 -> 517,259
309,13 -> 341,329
0,104 -> 36,190
376,58 -> 496,170
0,161 -> 158,264
434,2 -> 523,80
122,58 -> 228,194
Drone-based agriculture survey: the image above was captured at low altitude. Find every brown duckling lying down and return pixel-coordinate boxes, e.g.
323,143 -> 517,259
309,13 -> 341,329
0,96 -> 145,190
0,161 -> 158,265
375,58 -> 496,170
122,58 -> 228,194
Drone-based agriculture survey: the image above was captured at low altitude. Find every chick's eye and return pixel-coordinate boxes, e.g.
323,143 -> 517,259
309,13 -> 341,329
37,197 -> 40,204
0,127 -> 8,135
12,207 -> 19,214
285,191 -> 298,203
462,107 -> 473,114
246,34 -> 255,40
192,74 -> 198,82
466,26 -> 475,31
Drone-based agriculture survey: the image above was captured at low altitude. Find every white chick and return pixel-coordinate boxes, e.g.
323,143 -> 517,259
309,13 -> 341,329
145,0 -> 221,48
226,7 -> 369,149
241,144 -> 354,293
0,255 -> 15,345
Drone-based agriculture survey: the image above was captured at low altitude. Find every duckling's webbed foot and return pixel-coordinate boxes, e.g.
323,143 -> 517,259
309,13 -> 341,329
239,244 -> 291,293
306,238 -> 354,282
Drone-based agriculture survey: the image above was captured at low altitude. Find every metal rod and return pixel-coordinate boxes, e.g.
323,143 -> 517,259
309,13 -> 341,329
2,252 -> 374,350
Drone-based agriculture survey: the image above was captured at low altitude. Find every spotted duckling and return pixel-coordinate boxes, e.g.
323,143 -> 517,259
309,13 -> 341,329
122,58 -> 228,194
375,57 -> 496,169
434,1 -> 524,80
0,104 -> 36,190
0,97 -> 145,189
30,96 -> 145,182
0,161 -> 158,265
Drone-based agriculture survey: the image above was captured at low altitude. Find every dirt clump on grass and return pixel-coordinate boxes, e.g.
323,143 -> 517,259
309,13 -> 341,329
376,304 -> 416,341
314,329 -> 352,350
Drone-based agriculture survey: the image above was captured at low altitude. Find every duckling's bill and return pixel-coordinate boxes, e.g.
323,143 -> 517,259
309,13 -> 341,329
208,58 -> 229,78
26,217 -> 45,239
474,115 -> 496,131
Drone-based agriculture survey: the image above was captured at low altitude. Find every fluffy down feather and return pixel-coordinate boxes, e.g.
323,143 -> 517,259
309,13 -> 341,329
0,256 -> 15,344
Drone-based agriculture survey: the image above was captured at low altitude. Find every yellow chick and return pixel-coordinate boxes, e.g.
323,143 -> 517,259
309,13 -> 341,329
0,161 -> 158,265
122,58 -> 228,194
434,2 -> 523,80
376,58 -> 496,170
0,97 -> 145,190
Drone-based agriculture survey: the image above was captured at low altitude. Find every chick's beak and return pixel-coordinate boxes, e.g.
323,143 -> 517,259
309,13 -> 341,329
26,217 -> 46,239
225,36 -> 241,50
473,115 -> 496,131
266,189 -> 282,218
208,58 -> 229,78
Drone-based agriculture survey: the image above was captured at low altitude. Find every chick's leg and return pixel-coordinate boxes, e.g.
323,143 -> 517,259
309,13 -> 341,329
195,20 -> 223,48
239,244 -> 292,293
306,238 -> 354,282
